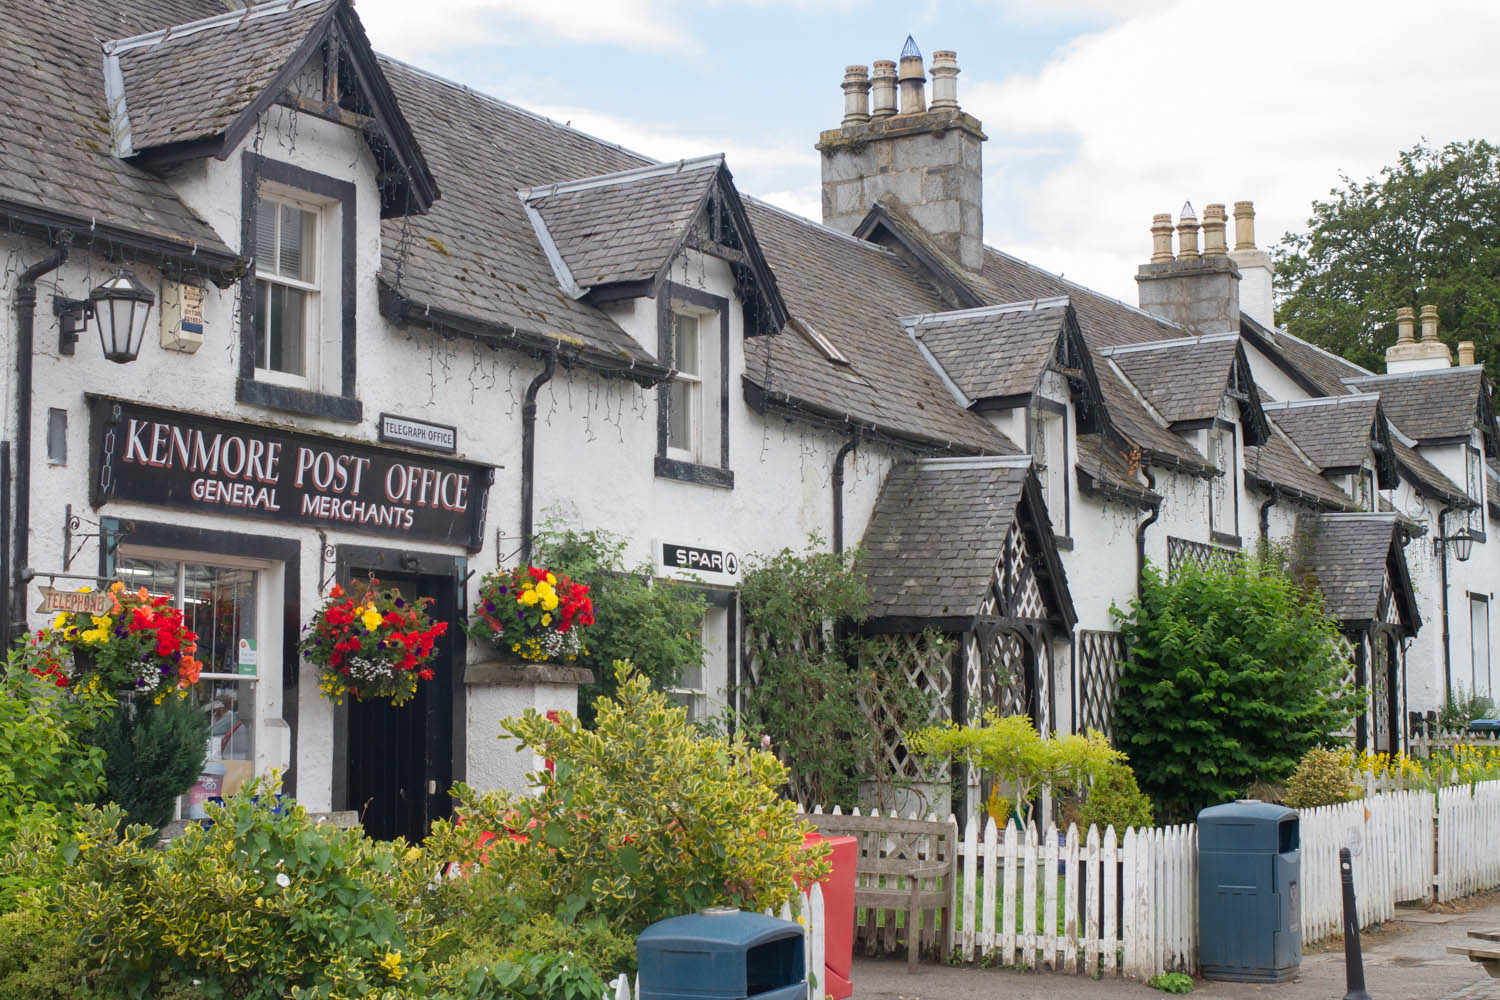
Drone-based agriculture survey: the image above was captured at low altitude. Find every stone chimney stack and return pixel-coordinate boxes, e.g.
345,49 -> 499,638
1136,203 -> 1241,335
819,39 -> 987,274
1229,201 -> 1275,328
1459,341 -> 1477,367
1386,303 -> 1453,372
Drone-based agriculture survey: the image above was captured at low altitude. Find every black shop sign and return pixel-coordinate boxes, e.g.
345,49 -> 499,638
89,398 -> 492,550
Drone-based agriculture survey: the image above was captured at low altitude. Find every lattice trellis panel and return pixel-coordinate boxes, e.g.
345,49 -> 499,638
1166,535 -> 1238,577
1372,632 -> 1392,752
1078,629 -> 1126,741
1338,634 -> 1362,744
858,633 -> 954,785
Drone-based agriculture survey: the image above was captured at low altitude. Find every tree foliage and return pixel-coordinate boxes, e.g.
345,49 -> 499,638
1111,557 -> 1361,822
531,523 -> 705,725
1273,138 -> 1500,377
85,693 -> 208,831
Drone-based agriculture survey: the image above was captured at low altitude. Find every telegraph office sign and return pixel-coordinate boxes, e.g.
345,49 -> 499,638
89,398 -> 492,550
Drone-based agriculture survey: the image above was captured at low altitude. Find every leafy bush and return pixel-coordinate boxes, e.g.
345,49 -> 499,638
0,904 -> 100,999
1149,971 -> 1194,993
1113,558 -> 1362,822
5,779 -> 440,999
427,661 -> 825,940
84,692 -> 207,830
909,713 -> 1126,828
433,951 -> 608,1000
1078,763 -> 1155,832
739,541 -> 940,807
1439,688 -> 1498,730
1283,748 -> 1362,809
532,523 -> 705,724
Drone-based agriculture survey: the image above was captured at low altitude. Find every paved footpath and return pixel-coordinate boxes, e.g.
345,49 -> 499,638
851,895 -> 1500,1000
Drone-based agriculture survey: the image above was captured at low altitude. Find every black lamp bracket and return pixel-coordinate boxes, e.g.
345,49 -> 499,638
64,504 -> 132,572
53,295 -> 94,356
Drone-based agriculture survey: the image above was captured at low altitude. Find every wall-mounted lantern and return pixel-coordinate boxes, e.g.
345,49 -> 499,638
54,270 -> 155,364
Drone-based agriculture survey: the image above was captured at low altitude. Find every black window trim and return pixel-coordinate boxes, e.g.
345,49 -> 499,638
238,152 -> 361,422
1209,418 -> 1238,538
656,282 -> 732,489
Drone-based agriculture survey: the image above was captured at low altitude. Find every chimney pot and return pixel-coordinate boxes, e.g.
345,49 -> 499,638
1396,306 -> 1416,344
930,50 -> 959,110
1233,201 -> 1256,251
1150,213 -> 1175,262
1460,340 -> 1477,367
841,65 -> 871,125
1420,303 -> 1439,341
897,36 -> 926,114
1176,203 -> 1201,260
870,60 -> 898,117
1202,203 -> 1228,257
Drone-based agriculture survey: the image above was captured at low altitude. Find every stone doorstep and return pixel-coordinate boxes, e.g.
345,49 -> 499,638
463,658 -> 595,688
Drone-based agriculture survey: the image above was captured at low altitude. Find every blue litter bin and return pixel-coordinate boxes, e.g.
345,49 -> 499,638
1197,800 -> 1301,983
1468,718 -> 1500,735
637,907 -> 805,1000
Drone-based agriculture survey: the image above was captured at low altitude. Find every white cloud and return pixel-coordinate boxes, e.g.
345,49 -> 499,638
354,0 -> 693,57
963,0 -> 1500,302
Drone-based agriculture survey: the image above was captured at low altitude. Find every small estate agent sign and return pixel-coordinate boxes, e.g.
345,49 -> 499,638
89,398 -> 492,550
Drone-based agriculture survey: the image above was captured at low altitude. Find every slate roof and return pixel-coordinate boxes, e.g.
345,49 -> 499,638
861,460 -> 1072,625
1102,334 -> 1242,426
107,0 -> 334,152
1263,395 -> 1379,470
1389,435 -> 1471,505
1343,367 -> 1490,444
1244,426 -> 1354,510
521,156 -> 721,293
1241,315 -> 1371,397
741,203 -> 1017,453
1076,434 -> 1160,507
1295,513 -> 1419,633
902,299 -> 1069,402
0,0 -> 236,268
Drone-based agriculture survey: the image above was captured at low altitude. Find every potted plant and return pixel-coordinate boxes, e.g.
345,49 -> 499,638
33,582 -> 203,700
466,565 -> 594,662
303,579 -> 448,706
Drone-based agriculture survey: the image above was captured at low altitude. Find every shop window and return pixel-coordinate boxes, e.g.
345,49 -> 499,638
656,284 -> 731,488
115,556 -> 260,774
238,154 -> 360,422
671,604 -> 728,721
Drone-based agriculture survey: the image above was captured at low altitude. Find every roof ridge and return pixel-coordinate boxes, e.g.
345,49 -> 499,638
898,296 -> 1070,328
374,53 -> 659,168
1096,331 -> 1238,357
915,455 -> 1033,471
1345,364 -> 1485,385
1318,512 -> 1397,521
1249,317 -> 1374,380
1102,356 -> 1176,433
103,0 -> 329,54
982,244 -> 1185,334
1262,392 -> 1380,411
518,154 -> 724,201
744,195 -> 904,256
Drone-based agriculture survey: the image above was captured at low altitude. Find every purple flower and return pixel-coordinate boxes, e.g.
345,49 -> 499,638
517,611 -> 524,621
498,586 -> 508,595
484,601 -> 495,612
394,598 -> 406,608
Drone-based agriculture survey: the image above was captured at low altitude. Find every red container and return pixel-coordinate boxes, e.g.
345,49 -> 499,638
803,831 -> 856,999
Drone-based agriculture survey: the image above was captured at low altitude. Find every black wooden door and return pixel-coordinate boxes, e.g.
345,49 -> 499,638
345,571 -> 456,842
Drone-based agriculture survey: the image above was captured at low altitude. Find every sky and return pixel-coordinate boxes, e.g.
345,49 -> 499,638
354,0 -> 1500,304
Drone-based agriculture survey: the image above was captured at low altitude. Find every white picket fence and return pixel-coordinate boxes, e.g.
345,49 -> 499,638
607,883 -> 826,1000
1295,788 -> 1433,938
1437,780 -> 1500,901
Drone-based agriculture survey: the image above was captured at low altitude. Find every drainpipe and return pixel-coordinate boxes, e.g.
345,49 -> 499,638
1438,503 -> 1456,700
1135,467 -> 1160,584
519,351 -> 557,566
11,232 -> 73,645
1258,489 -> 1280,549
831,430 -> 859,555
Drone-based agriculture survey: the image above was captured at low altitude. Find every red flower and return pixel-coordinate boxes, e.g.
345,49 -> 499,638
418,668 -> 435,681
329,584 -> 345,599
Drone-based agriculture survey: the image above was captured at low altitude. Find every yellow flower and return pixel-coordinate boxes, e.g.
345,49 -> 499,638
379,951 -> 404,980
541,614 -> 551,626
91,615 -> 112,629
362,608 -> 383,631
518,589 -> 540,606
52,613 -> 68,630
541,594 -> 559,612
545,572 -> 556,585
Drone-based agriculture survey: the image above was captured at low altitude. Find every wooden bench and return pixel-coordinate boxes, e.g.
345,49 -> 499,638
1446,927 -> 1500,977
809,813 -> 956,971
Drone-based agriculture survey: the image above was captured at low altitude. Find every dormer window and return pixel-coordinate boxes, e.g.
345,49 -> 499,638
1209,422 -> 1238,541
667,310 -> 704,458
1031,401 -> 1069,537
656,283 -> 732,489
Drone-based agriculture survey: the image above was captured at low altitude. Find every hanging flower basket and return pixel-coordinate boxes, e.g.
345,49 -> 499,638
28,582 -> 203,699
465,565 -> 595,663
303,578 -> 448,706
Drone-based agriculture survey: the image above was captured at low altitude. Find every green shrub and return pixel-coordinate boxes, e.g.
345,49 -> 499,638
0,904 -> 100,999
426,661 -> 824,941
1078,763 -> 1155,832
433,951 -> 608,1000
1113,558 -> 1362,822
1440,688 -> 1498,730
532,523 -> 706,725
85,693 -> 207,830
1283,748 -> 1362,809
1149,971 -> 1194,993
6,779 -> 441,999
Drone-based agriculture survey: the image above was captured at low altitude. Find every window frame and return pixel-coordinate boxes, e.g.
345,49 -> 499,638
1208,420 -> 1239,544
1467,442 -> 1487,541
666,310 -> 704,462
253,190 -> 323,388
239,153 -> 361,423
1029,397 -> 1069,539
1471,592 -> 1492,700
655,282 -> 732,489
